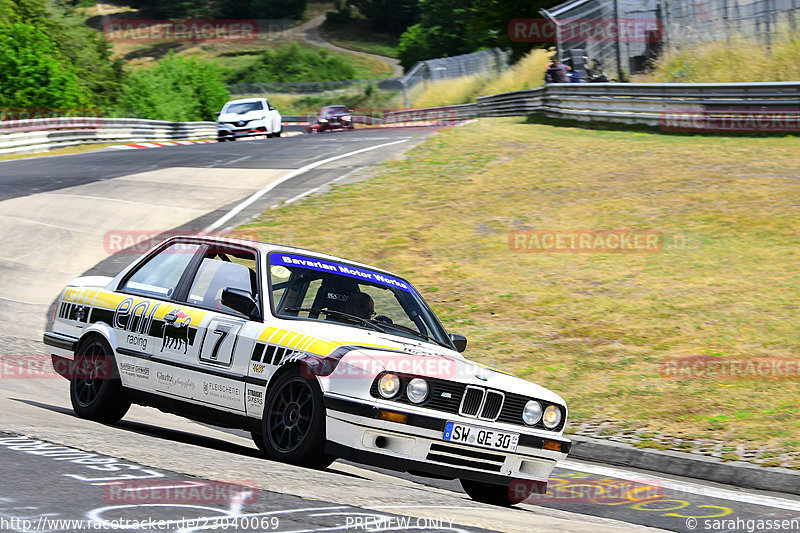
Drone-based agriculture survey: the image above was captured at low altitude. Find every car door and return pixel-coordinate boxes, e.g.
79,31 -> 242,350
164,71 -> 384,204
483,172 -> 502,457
113,242 -> 202,391
179,244 -> 262,413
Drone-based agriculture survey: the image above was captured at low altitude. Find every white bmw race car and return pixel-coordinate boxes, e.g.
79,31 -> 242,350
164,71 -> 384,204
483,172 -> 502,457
44,236 -> 570,506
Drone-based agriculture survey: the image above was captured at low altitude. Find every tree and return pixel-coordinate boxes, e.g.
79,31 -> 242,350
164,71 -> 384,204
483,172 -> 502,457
118,54 -> 229,121
0,23 -> 90,108
398,0 -> 477,70
348,0 -> 418,34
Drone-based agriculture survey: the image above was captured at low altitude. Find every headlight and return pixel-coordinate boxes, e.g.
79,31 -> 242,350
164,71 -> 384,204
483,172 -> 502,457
543,405 -> 562,429
522,400 -> 543,425
318,118 -> 328,122
343,115 -> 351,121
378,373 -> 401,398
406,378 -> 428,403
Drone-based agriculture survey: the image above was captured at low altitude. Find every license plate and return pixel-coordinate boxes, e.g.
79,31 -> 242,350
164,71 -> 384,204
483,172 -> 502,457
443,421 -> 519,452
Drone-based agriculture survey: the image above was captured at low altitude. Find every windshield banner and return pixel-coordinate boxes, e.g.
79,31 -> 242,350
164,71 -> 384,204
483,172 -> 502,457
272,254 -> 413,293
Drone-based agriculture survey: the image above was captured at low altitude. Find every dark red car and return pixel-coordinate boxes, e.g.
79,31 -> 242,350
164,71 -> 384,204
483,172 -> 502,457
308,105 -> 354,132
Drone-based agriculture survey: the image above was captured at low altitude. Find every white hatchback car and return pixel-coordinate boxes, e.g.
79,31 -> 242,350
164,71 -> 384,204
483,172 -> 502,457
217,98 -> 282,141
44,236 -> 570,506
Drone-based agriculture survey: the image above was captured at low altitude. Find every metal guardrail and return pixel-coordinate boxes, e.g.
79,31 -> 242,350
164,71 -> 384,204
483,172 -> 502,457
3,82 -> 798,155
0,118 -> 215,155
475,82 -> 800,127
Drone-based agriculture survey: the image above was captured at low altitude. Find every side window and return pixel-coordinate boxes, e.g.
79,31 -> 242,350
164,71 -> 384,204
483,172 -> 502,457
122,243 -> 200,298
186,247 -> 258,317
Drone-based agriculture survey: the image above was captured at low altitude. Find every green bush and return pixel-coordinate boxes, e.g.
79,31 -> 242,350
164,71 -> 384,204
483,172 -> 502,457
118,54 -> 229,121
0,0 -> 122,107
229,44 -> 357,84
0,23 -> 90,108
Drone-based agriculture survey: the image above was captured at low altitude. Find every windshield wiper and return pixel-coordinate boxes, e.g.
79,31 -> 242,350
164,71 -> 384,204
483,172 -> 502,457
376,321 -> 450,349
284,307 -> 386,332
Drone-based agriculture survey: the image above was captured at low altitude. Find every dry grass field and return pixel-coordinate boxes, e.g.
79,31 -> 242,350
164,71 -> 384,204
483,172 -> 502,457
238,117 -> 800,458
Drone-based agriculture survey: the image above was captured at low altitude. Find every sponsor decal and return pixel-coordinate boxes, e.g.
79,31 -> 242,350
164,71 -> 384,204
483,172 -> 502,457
246,389 -> 264,406
161,309 -> 191,354
274,254 -> 413,293
202,381 -> 240,401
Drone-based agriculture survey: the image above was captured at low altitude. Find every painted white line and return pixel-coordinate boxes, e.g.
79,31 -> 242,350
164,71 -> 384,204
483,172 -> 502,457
560,459 -> 800,511
203,139 -> 408,232
42,193 -> 197,210
0,296 -> 44,306
0,216 -> 98,235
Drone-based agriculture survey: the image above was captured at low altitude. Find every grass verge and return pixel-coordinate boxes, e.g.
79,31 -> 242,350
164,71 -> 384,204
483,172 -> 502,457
319,18 -> 400,59
239,117 -> 800,455
635,28 -> 800,82
409,49 -> 551,108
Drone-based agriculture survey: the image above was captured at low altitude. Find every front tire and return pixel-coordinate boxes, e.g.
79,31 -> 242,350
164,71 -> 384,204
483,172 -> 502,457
460,478 -> 545,506
70,335 -> 130,424
261,366 -> 333,468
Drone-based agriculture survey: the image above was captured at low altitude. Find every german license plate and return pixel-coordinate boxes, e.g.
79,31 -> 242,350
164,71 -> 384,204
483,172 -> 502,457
443,421 -> 519,452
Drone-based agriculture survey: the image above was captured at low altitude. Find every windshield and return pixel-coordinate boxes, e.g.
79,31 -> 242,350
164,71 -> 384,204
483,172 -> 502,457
268,252 -> 452,349
224,101 -> 264,114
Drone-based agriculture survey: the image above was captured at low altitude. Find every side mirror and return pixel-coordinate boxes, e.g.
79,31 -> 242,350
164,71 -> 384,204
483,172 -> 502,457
214,112 -> 220,117
449,333 -> 467,353
221,288 -> 259,319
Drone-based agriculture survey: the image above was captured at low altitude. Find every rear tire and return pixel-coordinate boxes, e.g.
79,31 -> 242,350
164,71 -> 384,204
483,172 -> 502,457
261,366 -> 334,469
70,335 -> 130,424
251,430 -> 267,456
460,478 -> 545,507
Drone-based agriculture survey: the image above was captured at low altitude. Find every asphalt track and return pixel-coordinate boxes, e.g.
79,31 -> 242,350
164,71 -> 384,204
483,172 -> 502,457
0,128 -> 798,533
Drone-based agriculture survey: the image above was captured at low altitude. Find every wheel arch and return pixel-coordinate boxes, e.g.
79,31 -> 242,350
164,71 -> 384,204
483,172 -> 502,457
77,322 -> 118,355
75,324 -> 121,379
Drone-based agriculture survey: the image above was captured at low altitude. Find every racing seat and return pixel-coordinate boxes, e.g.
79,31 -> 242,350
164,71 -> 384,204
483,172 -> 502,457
202,261 -> 256,314
309,278 -> 358,319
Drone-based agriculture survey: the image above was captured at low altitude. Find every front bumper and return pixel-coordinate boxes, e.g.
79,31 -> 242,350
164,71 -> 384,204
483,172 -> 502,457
325,395 -> 569,485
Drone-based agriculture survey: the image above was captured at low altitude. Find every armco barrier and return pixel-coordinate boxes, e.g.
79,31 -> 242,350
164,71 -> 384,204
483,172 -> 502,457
0,117 -> 215,155
476,82 -> 800,127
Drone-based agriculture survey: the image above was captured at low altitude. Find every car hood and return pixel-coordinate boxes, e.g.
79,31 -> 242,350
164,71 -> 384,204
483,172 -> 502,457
276,319 -> 566,407
219,110 -> 266,122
